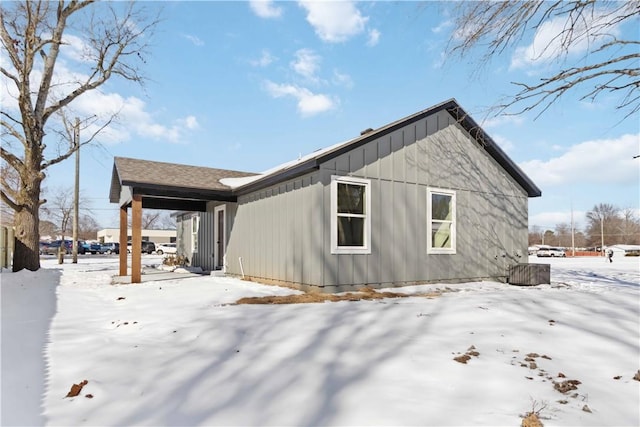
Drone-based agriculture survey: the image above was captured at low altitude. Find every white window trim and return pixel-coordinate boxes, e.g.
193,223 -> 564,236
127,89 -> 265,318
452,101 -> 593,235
331,175 -> 371,254
427,187 -> 456,254
191,215 -> 200,253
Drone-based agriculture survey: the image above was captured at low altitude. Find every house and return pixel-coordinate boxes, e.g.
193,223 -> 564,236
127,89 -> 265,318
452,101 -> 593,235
605,245 -> 640,257
110,99 -> 541,290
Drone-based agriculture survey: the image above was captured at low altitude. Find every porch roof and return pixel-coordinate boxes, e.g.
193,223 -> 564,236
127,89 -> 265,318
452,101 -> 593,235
109,157 -> 256,211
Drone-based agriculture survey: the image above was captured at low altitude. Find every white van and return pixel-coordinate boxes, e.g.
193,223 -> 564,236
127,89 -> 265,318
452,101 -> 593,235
537,247 -> 566,257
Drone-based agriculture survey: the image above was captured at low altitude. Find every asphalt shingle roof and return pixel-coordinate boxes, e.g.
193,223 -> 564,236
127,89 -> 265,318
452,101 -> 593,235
109,157 -> 256,203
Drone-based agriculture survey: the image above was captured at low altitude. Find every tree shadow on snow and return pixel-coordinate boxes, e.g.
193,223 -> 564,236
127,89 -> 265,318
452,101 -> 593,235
1,268 -> 61,426
108,294 -> 449,426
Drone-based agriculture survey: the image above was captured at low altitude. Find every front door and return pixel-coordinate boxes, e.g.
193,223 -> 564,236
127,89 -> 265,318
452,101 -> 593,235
214,205 -> 226,270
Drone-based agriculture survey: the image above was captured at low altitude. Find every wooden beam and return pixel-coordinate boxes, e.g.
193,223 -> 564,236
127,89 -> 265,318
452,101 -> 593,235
141,198 -> 208,211
119,205 -> 128,277
131,194 -> 142,283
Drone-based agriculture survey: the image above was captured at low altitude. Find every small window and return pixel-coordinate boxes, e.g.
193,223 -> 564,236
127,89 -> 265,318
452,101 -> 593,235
191,215 -> 200,253
427,188 -> 456,254
331,176 -> 371,254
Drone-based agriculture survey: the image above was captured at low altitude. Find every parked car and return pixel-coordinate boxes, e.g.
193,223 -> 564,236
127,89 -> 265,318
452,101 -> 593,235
155,243 -> 177,255
76,241 -> 87,255
101,242 -> 120,254
39,241 -> 50,255
41,240 -> 86,255
87,242 -> 104,254
41,240 -> 69,255
127,240 -> 156,254
537,247 -> 566,257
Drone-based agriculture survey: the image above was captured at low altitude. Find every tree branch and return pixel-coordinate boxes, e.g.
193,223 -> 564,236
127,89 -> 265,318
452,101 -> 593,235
0,145 -> 24,174
0,189 -> 21,213
1,117 -> 26,147
446,0 -> 640,120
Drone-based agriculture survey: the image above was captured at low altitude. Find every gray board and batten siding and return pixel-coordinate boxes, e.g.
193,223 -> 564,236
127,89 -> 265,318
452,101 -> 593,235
144,100 -> 540,292
221,108 -> 536,292
177,202 -> 239,272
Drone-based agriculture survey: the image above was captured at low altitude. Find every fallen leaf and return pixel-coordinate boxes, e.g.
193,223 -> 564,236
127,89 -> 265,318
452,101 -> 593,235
454,354 -> 471,364
65,380 -> 88,398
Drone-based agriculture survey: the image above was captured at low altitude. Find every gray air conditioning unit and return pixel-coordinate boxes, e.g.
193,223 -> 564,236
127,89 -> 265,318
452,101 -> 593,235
508,263 -> 550,286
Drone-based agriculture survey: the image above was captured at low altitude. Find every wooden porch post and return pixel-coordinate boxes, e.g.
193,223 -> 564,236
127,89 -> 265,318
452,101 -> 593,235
119,205 -> 128,277
131,194 -> 142,283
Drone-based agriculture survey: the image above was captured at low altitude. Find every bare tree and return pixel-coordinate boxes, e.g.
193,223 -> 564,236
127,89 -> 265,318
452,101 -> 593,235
142,212 -> 161,230
528,225 -> 543,246
38,219 -> 57,238
79,213 -> 100,241
554,222 -> 571,248
42,187 -> 74,240
573,230 -> 587,249
445,1 -> 640,120
128,210 -> 160,230
585,203 -> 621,246
41,186 -> 94,239
127,210 -> 176,230
620,207 -> 640,244
1,1 -> 159,271
159,212 -> 177,229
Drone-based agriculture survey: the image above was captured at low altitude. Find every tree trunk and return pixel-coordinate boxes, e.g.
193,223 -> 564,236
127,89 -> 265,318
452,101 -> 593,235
12,178 -> 42,272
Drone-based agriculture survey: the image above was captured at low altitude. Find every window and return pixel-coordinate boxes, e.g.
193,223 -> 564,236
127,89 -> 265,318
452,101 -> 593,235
331,176 -> 371,254
427,188 -> 456,254
191,215 -> 200,253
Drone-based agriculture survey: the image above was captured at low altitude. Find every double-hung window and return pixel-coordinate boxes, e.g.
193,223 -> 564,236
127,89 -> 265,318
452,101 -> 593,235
331,176 -> 371,254
427,188 -> 456,254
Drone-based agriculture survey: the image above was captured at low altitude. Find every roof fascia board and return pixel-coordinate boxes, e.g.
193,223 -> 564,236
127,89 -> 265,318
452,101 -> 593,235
141,198 -> 207,211
129,184 -> 237,202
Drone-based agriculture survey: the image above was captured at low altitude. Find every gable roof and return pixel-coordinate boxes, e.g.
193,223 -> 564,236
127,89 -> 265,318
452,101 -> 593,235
110,99 -> 541,209
223,99 -> 541,197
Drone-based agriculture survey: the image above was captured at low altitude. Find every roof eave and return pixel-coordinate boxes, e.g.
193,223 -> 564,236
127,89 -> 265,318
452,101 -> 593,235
444,104 -> 542,198
233,158 -> 320,196
127,182 -> 237,202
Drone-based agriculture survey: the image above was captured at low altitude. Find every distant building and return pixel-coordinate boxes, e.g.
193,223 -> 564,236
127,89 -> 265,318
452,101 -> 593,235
605,244 -> 640,256
97,228 -> 176,245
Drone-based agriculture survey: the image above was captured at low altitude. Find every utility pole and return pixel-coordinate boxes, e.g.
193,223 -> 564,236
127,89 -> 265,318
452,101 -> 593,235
72,117 -> 80,263
600,216 -> 605,257
570,202 -> 575,257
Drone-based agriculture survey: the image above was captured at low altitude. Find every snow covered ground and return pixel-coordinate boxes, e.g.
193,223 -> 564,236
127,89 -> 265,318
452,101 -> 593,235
1,255 -> 639,426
